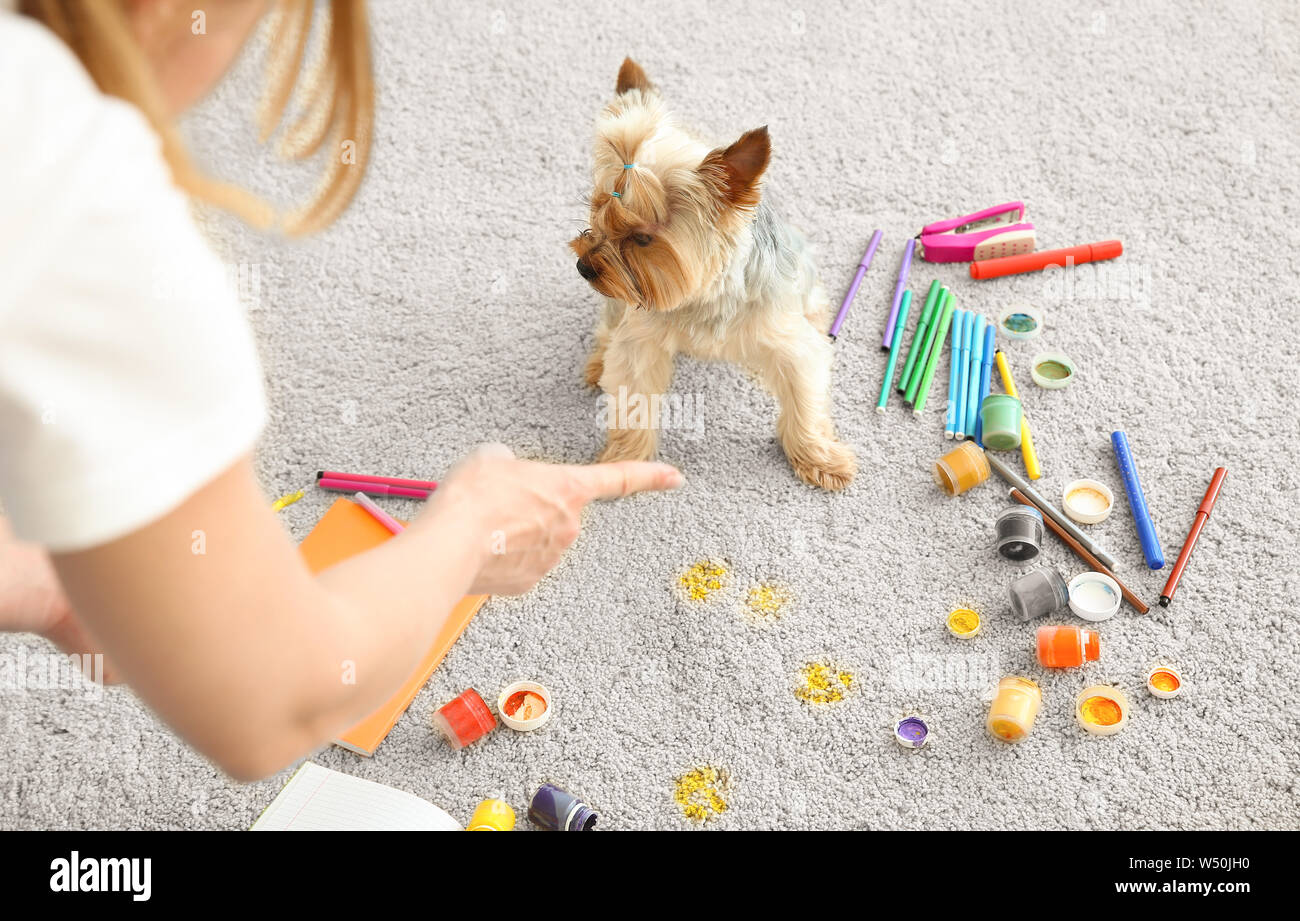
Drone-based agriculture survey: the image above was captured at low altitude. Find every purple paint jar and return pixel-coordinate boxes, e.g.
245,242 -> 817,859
528,783 -> 598,831
894,717 -> 930,749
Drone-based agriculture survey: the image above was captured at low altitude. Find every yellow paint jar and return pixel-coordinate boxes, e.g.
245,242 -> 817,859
986,676 -> 1041,743
466,797 -> 516,831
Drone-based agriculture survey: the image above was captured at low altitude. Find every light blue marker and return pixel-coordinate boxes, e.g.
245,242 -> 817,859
955,308 -> 974,439
876,291 -> 911,413
966,315 -> 988,437
945,310 -> 966,438
975,325 -> 995,446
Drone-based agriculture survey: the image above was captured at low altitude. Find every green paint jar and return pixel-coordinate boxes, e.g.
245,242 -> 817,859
980,394 -> 1023,451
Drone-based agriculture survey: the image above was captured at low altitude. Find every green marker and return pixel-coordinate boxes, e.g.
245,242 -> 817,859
897,280 -> 940,395
904,285 -> 950,404
876,290 -> 911,413
912,290 -> 955,417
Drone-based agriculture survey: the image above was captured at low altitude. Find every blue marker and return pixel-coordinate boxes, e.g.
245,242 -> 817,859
945,311 -> 966,438
975,325 -> 995,446
1112,431 -> 1166,569
966,315 -> 987,437
955,309 -> 974,438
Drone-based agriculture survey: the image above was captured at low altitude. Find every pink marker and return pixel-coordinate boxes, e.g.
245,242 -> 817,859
317,470 -> 438,491
318,477 -> 430,499
353,492 -> 405,535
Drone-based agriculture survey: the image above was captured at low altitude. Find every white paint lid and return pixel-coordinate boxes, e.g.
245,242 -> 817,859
1076,685 -> 1130,735
1068,571 -> 1121,621
496,680 -> 552,731
1063,478 -> 1114,524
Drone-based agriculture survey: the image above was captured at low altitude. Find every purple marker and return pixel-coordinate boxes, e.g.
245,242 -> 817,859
894,716 -> 929,749
828,229 -> 883,341
881,237 -> 916,349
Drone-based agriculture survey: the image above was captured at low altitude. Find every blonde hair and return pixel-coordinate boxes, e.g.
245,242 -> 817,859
21,0 -> 373,235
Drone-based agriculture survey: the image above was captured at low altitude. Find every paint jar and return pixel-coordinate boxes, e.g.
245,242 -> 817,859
980,394 -> 1023,450
986,676 -> 1041,742
1068,571 -> 1122,622
528,783 -> 598,831
1063,479 -> 1114,524
1008,566 -> 1069,621
466,796 -> 516,831
497,680 -> 552,731
433,688 -> 497,750
894,717 -> 930,749
932,441 -> 990,496
946,608 -> 981,639
1147,665 -> 1183,699
1030,351 -> 1076,389
1076,685 -> 1130,735
1036,624 -> 1100,668
995,505 -> 1043,561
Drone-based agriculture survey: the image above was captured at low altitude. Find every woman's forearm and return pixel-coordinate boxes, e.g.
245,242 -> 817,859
51,457 -> 488,780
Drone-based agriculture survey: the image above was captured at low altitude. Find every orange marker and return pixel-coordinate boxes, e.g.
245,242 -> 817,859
970,240 -> 1123,280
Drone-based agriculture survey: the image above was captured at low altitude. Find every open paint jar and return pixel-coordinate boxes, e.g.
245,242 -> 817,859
1008,566 -> 1069,621
933,441 -> 990,496
987,676 -> 1041,742
1068,571 -> 1121,622
1030,351 -> 1076,389
497,680 -> 552,731
998,305 -> 1043,340
980,394 -> 1023,450
995,505 -> 1043,561
947,608 -> 981,639
1063,479 -> 1114,524
894,717 -> 930,749
1076,685 -> 1130,735
1147,665 -> 1184,699
433,687 -> 497,750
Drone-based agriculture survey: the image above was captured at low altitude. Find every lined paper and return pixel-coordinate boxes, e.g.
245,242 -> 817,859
251,762 -> 460,831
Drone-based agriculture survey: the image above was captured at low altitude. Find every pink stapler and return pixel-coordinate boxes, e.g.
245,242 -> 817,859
917,202 -> 1035,263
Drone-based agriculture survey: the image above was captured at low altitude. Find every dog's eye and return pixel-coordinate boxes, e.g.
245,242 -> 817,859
631,233 -> 653,247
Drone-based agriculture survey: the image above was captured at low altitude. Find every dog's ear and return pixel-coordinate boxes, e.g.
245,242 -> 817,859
699,126 -> 770,210
616,57 -> 653,95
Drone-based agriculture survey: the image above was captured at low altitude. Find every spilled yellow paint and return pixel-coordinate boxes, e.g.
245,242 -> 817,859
677,559 -> 729,602
745,582 -> 792,621
795,662 -> 855,705
674,766 -> 729,822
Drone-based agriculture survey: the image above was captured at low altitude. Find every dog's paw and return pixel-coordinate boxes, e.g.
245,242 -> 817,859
583,353 -> 605,389
788,440 -> 857,491
598,430 -> 658,464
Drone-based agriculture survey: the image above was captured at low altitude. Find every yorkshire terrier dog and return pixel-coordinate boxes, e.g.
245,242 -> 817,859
570,59 -> 856,490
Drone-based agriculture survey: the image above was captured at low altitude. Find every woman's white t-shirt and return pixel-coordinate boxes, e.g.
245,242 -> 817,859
0,13 -> 267,552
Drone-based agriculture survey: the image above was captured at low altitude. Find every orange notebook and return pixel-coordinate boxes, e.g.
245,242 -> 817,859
299,498 -> 488,756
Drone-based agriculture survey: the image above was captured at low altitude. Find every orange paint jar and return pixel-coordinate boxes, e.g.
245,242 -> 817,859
933,441 -> 990,496
986,676 -> 1041,742
1036,625 -> 1100,668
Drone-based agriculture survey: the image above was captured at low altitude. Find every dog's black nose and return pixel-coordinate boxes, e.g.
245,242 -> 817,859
576,258 -> 598,281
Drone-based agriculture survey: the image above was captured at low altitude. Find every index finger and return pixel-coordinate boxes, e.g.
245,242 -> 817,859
570,461 -> 684,500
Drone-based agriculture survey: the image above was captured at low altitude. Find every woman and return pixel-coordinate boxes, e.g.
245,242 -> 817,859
0,0 -> 680,780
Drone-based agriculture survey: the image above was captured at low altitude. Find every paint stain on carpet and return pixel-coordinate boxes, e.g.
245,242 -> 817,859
744,581 -> 793,622
676,559 -> 729,602
673,766 -> 730,822
795,662 -> 855,705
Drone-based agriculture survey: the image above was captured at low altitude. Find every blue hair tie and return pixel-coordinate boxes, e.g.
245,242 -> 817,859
611,191 -> 622,198
623,163 -> 636,169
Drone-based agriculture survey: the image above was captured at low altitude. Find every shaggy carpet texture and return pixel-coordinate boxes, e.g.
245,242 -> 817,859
3,0 -> 1298,830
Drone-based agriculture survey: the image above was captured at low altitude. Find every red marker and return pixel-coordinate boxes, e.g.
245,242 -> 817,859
970,240 -> 1123,280
1159,468 -> 1227,607
317,470 -> 438,491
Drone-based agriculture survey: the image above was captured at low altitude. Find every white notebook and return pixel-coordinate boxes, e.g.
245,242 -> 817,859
251,761 -> 460,831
